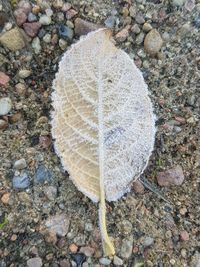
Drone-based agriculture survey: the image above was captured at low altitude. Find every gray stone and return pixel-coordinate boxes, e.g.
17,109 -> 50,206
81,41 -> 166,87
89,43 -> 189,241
144,29 -> 163,55
45,214 -> 70,237
0,97 -> 12,116
28,12 -> 37,22
14,158 -> 27,170
143,236 -> 154,247
39,15 -> 51,25
104,16 -> 115,28
13,173 -> 30,189
32,36 -> 41,54
99,257 -> 111,265
172,0 -> 186,6
35,165 -> 53,184
136,32 -> 145,44
0,28 -> 25,51
74,18 -> 101,36
113,255 -> 123,266
120,236 -> 133,258
80,246 -> 95,257
85,222 -> 93,232
157,165 -> 185,187
44,186 -> 57,200
59,39 -> 67,50
43,33 -> 51,43
27,257 -> 42,267
73,234 -> 86,246
18,69 -> 31,79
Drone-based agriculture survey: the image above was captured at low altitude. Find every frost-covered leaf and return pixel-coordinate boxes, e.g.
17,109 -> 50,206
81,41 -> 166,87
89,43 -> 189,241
51,29 -> 156,255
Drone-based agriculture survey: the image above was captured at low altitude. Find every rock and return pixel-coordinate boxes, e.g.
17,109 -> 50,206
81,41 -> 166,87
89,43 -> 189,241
14,8 -> 27,26
0,119 -> 8,130
58,25 -> 74,40
120,236 -> 133,258
39,15 -> 51,25
35,165 -> 53,184
113,256 -> 123,266
27,257 -> 42,267
118,219 -> 132,234
70,253 -> 86,266
59,259 -> 71,267
62,3 -> 72,12
69,243 -> 78,253
0,72 -> 10,86
85,222 -> 93,232
59,39 -> 67,50
18,69 -> 31,78
32,37 -> 41,54
144,29 -> 163,55
157,165 -> 185,187
28,12 -> 37,22
99,258 -> 111,265
0,12 -> 8,27
1,192 -> 10,204
73,234 -> 86,246
136,32 -> 145,45
172,0 -> 186,6
0,97 -> 12,116
44,186 -> 57,200
80,246 -> 95,257
194,16 -> 200,28
66,9 -> 78,20
132,24 -> 140,34
23,22 -> 41,37
18,0 -> 32,15
45,231 -> 57,245
143,236 -> 154,247
104,16 -> 116,28
32,5 -> 41,15
115,28 -> 129,42
0,28 -> 25,51
0,53 -> 9,66
135,13 -> 145,24
14,158 -> 27,170
43,33 -> 51,43
142,22 -> 153,33
132,180 -> 145,194
44,214 -> 70,237
184,0 -> 195,11
39,135 -> 52,148
180,230 -> 189,241
74,18 -> 101,36
13,173 -> 30,189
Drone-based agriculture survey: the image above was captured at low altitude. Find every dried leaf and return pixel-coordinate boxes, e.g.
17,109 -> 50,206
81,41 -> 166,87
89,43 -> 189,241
51,29 -> 156,255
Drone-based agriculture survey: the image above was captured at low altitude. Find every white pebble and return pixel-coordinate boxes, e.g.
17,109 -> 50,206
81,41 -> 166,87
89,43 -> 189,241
0,97 -> 12,116
39,15 -> 51,25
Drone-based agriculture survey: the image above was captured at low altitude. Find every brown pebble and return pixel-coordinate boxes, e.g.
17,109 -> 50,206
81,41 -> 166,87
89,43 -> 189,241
39,135 -> 52,148
0,119 -> 8,130
32,5 -> 41,15
1,192 -> 10,204
0,72 -> 10,86
69,243 -> 78,253
9,113 -> 22,123
144,29 -> 163,55
66,9 -> 78,20
157,165 -> 185,187
180,230 -> 189,241
23,22 -> 41,37
115,28 -> 129,42
11,234 -> 17,241
74,18 -> 101,36
45,231 -> 57,245
132,180 -> 145,194
14,8 -> 27,26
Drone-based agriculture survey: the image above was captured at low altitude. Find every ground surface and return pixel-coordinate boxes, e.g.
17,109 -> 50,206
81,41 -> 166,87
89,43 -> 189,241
0,0 -> 200,266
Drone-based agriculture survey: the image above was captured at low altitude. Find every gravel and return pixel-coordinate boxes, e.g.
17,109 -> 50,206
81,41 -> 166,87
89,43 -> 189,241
12,173 -> 30,189
14,158 -> 27,170
34,165 -> 53,184
0,97 -> 12,116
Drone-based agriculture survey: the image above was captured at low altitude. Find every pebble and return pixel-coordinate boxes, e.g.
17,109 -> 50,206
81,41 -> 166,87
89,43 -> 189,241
74,18 -> 100,36
0,72 -> 10,86
59,39 -> 67,50
144,29 -> 163,55
73,234 -> 86,246
44,186 -> 57,200
135,13 -> 145,24
0,119 -> 8,130
43,33 -> 51,43
104,16 -> 115,28
44,214 -> 70,237
0,97 -> 12,116
58,25 -> 74,40
45,8 -> 53,17
157,165 -> 185,186
136,32 -> 145,44
66,9 -> 78,20
39,15 -> 51,25
32,37 -> 41,54
59,259 -> 71,267
132,180 -> 144,194
14,8 -> 27,26
14,158 -> 27,170
1,192 -> 10,204
18,69 -> 31,78
143,236 -> 154,247
180,230 -> 189,241
99,257 -> 111,265
70,253 -> 86,266
172,0 -> 186,6
185,0 -> 195,11
45,231 -> 57,245
28,12 -> 37,22
120,236 -> 133,258
142,22 -> 153,32
85,222 -> 93,232
62,3 -> 72,12
18,0 -> 32,15
32,5 -> 41,15
10,112 -> 22,123
0,28 -> 26,51
35,165 -> 53,184
15,83 -> 26,95
27,257 -> 42,267
113,255 -> 123,266
23,22 -> 41,37
13,173 -> 30,189
69,243 -> 78,253
132,24 -> 141,34
115,28 -> 129,42
80,246 -> 95,257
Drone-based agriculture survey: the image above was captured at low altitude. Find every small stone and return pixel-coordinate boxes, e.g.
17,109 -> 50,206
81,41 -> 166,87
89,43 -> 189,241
74,234 -> 86,246
143,236 -> 154,247
0,72 -> 10,86
180,230 -> 189,241
23,22 -> 41,37
71,254 -> 86,266
136,32 -> 145,44
135,13 -> 145,24
43,33 -> 51,43
144,29 -> 163,55
142,22 -> 153,32
1,192 -> 10,204
32,5 -> 41,15
52,0 -> 64,9
59,39 -> 67,50
35,165 -> 53,184
120,236 -> 133,258
13,173 -> 30,189
62,3 -> 72,12
44,186 -> 57,200
118,220 -> 132,234
157,165 -> 185,187
45,8 -> 53,17
18,0 -> 32,15
129,6 -> 136,17
58,25 -> 74,40
10,112 -> 22,124
80,246 -> 95,257
14,8 -> 27,26
32,37 -> 41,54
69,243 -> 78,253
66,9 -> 78,20
0,28 -> 25,51
14,158 -> 27,170
113,256 -> 123,265
45,231 -> 57,245
44,214 -> 70,237
115,28 -> 129,42
172,0 -> 186,6
57,12 -> 64,21
184,0 -> 195,11
27,257 -> 42,267
99,258 -> 111,265
104,16 -> 115,28
0,119 -> 8,130
27,12 -> 37,22
18,69 -> 31,78
132,180 -> 144,194
59,259 -> 71,267
0,97 -> 12,116
85,222 -> 93,232
0,12 -> 8,27
74,18 -> 100,36
11,234 -> 17,241
131,24 -> 140,34
39,15 -> 51,25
